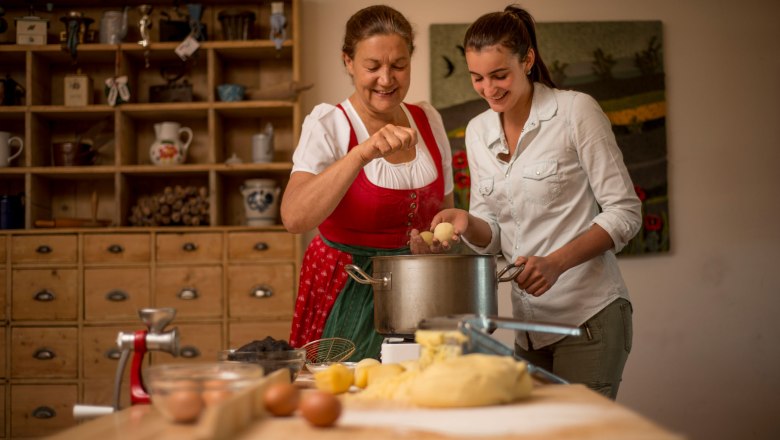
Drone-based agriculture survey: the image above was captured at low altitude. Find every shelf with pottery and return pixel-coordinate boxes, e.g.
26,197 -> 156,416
0,40 -> 300,228
1,2 -> 303,438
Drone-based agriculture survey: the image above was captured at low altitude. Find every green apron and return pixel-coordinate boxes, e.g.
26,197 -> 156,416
319,236 -> 408,361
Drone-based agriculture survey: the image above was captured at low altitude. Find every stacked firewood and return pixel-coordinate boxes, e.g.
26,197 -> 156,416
129,185 -> 210,226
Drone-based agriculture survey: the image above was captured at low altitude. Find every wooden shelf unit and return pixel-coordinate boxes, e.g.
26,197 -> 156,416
0,1 -> 303,437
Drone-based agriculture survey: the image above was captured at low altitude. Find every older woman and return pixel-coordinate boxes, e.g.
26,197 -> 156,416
282,5 -> 453,360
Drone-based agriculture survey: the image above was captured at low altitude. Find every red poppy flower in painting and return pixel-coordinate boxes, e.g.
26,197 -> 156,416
452,150 -> 468,170
454,171 -> 470,189
644,213 -> 662,231
634,185 -> 646,202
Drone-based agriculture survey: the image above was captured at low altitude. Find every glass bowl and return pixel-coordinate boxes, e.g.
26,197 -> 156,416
144,362 -> 263,423
219,348 -> 306,381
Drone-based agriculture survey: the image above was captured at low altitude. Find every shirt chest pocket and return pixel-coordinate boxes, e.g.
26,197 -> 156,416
521,160 -> 562,206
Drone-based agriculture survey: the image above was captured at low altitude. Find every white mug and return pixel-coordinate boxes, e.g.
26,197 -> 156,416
251,133 -> 274,163
0,131 -> 23,167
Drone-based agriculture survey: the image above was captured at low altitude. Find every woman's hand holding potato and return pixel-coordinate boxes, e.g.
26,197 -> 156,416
410,209 -> 470,254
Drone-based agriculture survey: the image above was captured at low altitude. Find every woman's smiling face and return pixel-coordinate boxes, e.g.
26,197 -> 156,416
344,33 -> 411,117
466,44 -> 534,114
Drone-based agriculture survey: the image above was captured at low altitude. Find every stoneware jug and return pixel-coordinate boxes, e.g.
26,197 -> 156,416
150,122 -> 193,165
241,179 -> 280,226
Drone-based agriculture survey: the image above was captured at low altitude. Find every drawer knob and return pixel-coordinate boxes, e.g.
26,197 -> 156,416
106,290 -> 129,302
32,406 -> 57,419
179,346 -> 201,358
34,289 -> 56,302
105,348 -> 122,360
36,245 -> 53,254
177,287 -> 199,300
254,242 -> 269,251
33,348 -> 56,360
108,244 -> 125,254
250,284 -> 273,298
182,242 -> 198,252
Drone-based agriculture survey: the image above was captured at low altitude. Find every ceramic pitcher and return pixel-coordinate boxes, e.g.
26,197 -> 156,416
149,122 -> 193,165
241,179 -> 280,226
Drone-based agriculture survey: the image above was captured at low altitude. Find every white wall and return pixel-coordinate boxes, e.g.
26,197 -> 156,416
299,1 -> 780,439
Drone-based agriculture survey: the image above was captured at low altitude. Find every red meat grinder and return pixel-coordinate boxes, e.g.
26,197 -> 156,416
73,307 -> 180,419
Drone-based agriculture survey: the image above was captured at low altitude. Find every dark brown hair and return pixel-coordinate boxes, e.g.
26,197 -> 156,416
464,5 -> 555,88
342,5 -> 415,60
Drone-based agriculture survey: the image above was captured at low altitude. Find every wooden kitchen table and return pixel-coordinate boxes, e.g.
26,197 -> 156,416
49,383 -> 684,440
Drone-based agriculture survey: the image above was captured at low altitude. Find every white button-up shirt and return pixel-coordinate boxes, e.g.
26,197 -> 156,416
464,83 -> 642,349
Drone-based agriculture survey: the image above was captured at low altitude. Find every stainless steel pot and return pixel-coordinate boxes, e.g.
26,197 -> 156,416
345,254 -> 521,338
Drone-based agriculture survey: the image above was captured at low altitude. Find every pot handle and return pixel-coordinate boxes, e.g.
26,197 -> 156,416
497,263 -> 525,283
344,264 -> 390,287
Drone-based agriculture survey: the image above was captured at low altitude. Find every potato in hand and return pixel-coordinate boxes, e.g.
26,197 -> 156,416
420,231 -> 434,246
433,222 -> 456,243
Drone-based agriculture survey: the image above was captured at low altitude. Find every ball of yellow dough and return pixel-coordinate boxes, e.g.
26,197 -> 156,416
420,231 -> 434,246
433,222 -> 455,243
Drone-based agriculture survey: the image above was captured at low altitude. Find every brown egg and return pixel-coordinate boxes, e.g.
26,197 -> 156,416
263,382 -> 300,417
163,388 -> 203,423
299,390 -> 342,428
202,380 -> 233,407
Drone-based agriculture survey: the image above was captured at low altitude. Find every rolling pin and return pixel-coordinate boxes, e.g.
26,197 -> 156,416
34,218 -> 112,228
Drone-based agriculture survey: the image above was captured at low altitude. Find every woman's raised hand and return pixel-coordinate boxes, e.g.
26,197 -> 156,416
357,124 -> 418,164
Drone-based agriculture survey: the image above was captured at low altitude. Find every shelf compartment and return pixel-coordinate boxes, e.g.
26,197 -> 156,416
29,112 -> 116,167
213,110 -> 294,164
30,49 -> 118,106
0,51 -> 27,106
120,173 -> 210,227
118,113 -> 210,166
29,173 -> 117,229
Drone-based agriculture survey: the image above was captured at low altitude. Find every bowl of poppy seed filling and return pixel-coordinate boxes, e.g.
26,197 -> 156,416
219,336 -> 306,381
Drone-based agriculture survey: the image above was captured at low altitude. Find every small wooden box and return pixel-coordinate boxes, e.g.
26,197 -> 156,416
15,17 -> 49,45
64,74 -> 93,106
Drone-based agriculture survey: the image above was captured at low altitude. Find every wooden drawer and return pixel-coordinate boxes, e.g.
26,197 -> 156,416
156,233 -> 222,263
0,327 -> 5,378
82,326 -> 134,380
11,268 -> 78,320
0,384 -> 5,438
0,235 -> 6,263
11,235 -> 77,264
152,323 -> 222,365
84,233 -> 151,264
227,264 -> 294,319
227,232 -> 294,261
229,321 -> 292,348
0,269 -> 5,321
11,327 -> 78,378
154,266 -> 222,318
11,384 -> 77,438
84,267 -> 151,321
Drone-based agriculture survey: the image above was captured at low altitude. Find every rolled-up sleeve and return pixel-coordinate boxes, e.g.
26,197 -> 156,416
570,94 -> 642,252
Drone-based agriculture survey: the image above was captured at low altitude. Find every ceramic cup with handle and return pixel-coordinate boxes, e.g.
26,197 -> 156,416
0,131 -> 24,167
